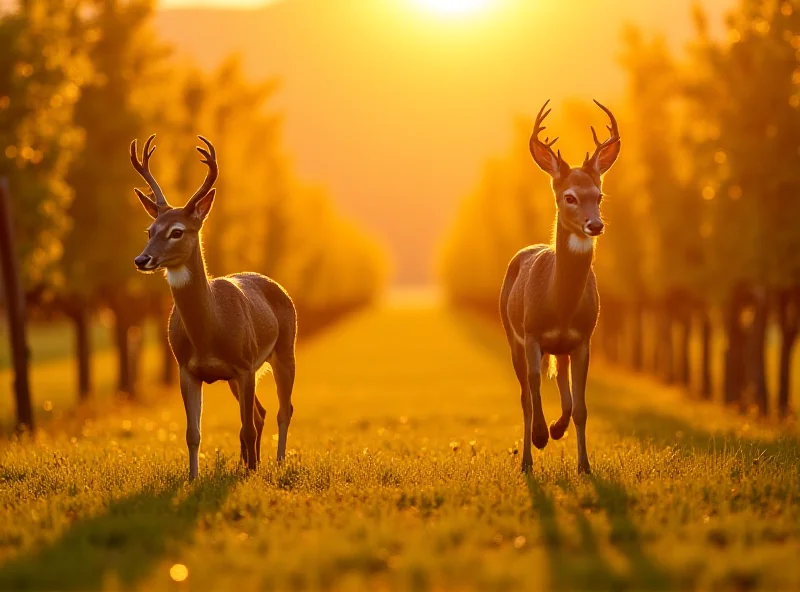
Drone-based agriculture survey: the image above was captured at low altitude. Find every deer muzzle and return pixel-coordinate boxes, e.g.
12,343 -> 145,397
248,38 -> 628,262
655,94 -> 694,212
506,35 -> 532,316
134,253 -> 158,271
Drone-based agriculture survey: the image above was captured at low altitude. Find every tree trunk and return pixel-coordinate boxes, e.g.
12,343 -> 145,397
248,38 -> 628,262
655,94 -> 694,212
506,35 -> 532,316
606,304 -> 618,364
0,178 -> 33,431
128,325 -> 142,398
659,302 -> 674,384
161,327 -> 175,386
776,288 -> 798,419
631,301 -> 644,372
114,315 -> 132,396
677,309 -> 691,388
648,307 -> 660,376
700,308 -> 713,400
724,287 -> 747,409
153,297 -> 175,386
111,308 -> 143,398
72,305 -> 92,400
747,287 -> 769,417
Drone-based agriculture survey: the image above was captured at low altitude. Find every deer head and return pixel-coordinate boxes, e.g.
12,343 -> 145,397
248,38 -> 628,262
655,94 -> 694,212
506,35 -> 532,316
529,100 -> 621,238
131,135 -> 218,272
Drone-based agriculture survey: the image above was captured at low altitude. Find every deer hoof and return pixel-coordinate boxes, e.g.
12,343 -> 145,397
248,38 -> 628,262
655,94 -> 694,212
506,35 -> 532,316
549,419 -> 568,440
532,429 -> 549,450
577,460 -> 592,475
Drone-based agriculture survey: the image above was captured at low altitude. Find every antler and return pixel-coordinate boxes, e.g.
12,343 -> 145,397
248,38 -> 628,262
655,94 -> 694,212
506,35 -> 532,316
530,100 -> 565,168
185,136 -> 218,209
583,99 -> 620,167
130,135 -> 170,211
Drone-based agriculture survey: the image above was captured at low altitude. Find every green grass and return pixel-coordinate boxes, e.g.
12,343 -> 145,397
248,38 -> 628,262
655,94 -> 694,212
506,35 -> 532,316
0,305 -> 798,591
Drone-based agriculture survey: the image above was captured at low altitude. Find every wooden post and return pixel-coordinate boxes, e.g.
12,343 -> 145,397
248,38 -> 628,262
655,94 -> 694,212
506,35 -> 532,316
0,178 -> 34,431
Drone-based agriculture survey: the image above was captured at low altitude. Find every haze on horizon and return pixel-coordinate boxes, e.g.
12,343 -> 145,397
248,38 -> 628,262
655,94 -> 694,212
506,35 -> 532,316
157,0 -> 733,285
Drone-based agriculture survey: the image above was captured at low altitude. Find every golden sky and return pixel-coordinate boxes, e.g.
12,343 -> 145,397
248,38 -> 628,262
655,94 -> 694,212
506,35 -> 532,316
161,0 -> 276,6
158,0 -> 733,284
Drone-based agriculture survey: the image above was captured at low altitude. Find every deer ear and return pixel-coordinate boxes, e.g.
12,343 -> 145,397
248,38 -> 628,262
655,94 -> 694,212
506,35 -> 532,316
188,188 -> 215,221
134,188 -> 159,219
530,142 -> 561,178
590,139 -> 621,176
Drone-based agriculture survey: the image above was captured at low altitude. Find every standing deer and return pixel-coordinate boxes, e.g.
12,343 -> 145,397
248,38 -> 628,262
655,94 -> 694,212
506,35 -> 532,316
130,135 -> 297,480
500,100 -> 620,474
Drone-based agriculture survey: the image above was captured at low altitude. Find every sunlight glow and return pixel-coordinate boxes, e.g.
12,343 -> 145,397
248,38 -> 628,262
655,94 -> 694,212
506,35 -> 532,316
412,0 -> 492,17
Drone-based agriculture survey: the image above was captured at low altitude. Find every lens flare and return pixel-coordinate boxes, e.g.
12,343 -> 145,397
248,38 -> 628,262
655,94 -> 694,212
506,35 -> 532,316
413,0 -> 492,17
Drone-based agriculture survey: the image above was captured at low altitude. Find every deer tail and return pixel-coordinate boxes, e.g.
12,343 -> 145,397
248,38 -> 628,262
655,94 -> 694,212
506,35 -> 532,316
540,354 -> 557,380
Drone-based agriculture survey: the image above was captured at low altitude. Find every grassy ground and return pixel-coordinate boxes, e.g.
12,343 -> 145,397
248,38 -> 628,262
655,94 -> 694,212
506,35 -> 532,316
0,305 -> 798,591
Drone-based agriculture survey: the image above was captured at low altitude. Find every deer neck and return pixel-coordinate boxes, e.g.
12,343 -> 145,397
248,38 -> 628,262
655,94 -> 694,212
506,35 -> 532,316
165,240 -> 214,348
552,217 -> 594,320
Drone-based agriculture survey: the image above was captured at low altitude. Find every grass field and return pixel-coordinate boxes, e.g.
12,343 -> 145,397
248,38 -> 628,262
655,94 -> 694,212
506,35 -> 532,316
1,304 -> 799,591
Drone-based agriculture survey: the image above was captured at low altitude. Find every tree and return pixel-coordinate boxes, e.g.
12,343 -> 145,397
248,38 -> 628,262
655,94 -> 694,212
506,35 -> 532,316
0,0 -> 89,427
686,0 -> 800,415
62,0 -> 170,398
0,0 -> 88,292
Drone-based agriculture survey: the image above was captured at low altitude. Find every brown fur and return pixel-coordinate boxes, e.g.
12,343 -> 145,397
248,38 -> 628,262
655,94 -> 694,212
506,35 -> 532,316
500,100 -> 620,474
131,135 -> 297,480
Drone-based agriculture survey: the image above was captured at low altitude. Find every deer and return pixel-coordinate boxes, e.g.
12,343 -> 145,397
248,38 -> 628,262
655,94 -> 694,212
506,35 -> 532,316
499,100 -> 620,475
130,135 -> 297,480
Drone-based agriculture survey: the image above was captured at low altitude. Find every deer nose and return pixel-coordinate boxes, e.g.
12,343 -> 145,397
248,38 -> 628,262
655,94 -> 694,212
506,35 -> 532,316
585,220 -> 604,236
134,254 -> 153,270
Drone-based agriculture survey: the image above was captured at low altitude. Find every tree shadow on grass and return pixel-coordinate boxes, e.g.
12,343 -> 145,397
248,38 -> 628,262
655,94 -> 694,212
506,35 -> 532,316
590,474 -> 671,590
0,457 -> 241,591
526,475 -> 672,591
591,391 -> 800,460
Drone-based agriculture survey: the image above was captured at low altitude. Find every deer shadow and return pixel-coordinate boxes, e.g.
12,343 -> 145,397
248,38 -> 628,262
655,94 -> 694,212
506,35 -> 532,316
526,474 -> 671,591
0,457 -> 241,591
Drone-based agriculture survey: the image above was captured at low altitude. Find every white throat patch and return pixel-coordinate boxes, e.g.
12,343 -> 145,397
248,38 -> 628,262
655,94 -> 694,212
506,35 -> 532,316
166,266 -> 191,289
567,233 -> 594,255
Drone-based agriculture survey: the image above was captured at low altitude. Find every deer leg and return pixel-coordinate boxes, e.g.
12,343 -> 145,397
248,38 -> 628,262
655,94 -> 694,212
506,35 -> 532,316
550,355 -> 572,440
525,335 -> 549,452
228,380 -> 247,464
179,367 -> 203,481
511,344 -> 532,473
235,372 -> 258,471
271,351 -> 295,462
255,396 -> 266,464
570,341 -> 592,474
229,380 -> 266,464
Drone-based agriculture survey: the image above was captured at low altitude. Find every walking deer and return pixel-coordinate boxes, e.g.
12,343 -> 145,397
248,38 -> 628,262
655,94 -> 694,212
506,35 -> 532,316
500,100 -> 621,474
130,135 -> 297,480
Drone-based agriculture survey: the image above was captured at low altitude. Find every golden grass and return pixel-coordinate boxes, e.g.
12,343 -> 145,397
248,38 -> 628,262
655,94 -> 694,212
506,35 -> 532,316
0,306 -> 798,591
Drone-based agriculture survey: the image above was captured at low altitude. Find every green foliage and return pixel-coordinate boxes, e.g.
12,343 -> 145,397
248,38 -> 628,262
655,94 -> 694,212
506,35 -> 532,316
687,0 -> 800,294
46,2 -> 386,320
62,0 -> 170,302
440,0 -> 800,312
153,57 -> 387,316
0,307 -> 798,590
0,0 -> 89,289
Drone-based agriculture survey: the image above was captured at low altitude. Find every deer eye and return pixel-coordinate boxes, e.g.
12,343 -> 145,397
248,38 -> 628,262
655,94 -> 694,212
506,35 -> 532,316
565,194 -> 577,206
168,228 -> 184,240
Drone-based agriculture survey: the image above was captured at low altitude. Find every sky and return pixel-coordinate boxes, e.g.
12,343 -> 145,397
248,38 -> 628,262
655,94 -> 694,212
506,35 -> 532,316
155,0 -> 735,284
162,0 -> 276,6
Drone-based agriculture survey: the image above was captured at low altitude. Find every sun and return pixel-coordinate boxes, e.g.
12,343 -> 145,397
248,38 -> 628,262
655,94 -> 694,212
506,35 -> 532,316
412,0 -> 492,17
